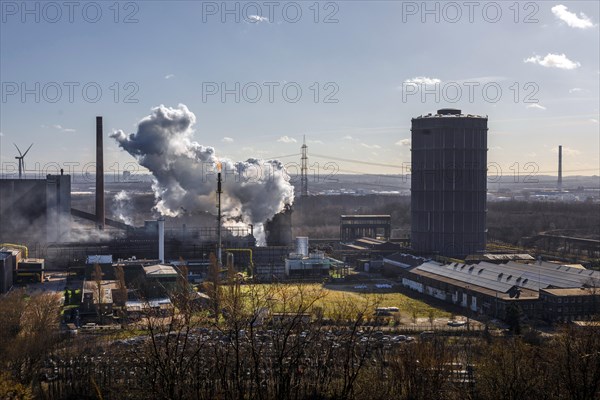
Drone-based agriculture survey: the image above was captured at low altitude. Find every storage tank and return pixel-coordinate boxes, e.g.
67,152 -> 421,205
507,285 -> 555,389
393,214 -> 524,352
295,236 -> 309,257
410,109 -> 488,257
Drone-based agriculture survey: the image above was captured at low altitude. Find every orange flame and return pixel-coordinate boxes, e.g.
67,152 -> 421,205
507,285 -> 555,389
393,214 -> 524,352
216,161 -> 222,172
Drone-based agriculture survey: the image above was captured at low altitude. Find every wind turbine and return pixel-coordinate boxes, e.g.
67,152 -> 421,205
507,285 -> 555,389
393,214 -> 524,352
14,143 -> 33,179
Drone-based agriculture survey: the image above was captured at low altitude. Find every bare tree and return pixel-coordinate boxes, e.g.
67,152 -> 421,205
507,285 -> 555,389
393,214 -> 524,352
91,263 -> 104,318
476,338 -> 548,400
554,324 -> 600,400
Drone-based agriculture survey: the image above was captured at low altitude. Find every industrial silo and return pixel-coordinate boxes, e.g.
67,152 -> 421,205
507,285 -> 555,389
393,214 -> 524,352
410,109 -> 488,258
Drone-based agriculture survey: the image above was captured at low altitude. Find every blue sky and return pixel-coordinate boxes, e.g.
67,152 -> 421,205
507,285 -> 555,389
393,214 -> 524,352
1,1 -> 598,178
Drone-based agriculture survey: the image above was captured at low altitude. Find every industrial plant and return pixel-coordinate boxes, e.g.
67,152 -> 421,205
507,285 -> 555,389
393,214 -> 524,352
2,3 -> 599,398
0,109 -> 598,326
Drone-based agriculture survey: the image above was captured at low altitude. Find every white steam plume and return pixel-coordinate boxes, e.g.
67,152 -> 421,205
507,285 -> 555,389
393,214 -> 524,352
110,104 -> 294,244
113,190 -> 134,225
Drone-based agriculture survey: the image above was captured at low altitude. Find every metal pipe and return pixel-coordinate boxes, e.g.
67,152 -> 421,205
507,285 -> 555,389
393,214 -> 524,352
0,243 -> 28,258
224,248 -> 254,274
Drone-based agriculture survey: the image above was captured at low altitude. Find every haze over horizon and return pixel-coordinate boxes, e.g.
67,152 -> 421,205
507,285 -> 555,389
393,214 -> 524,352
1,1 -> 598,178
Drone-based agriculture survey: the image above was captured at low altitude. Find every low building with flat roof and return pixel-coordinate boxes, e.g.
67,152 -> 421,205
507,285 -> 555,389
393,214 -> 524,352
142,264 -> 178,298
82,280 -> 118,316
540,287 -> 600,322
340,215 -> 391,242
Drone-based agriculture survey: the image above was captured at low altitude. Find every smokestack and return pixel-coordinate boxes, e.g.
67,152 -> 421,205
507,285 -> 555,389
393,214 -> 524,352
558,145 -> 563,192
96,116 -> 105,230
217,167 -> 223,265
158,217 -> 165,263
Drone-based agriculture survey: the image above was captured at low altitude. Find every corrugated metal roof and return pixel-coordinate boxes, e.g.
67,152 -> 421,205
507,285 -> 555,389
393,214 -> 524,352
414,260 -> 600,294
143,264 -> 177,276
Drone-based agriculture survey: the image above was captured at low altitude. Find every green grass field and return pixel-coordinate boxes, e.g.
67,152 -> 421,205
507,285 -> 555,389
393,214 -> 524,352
238,283 -> 451,320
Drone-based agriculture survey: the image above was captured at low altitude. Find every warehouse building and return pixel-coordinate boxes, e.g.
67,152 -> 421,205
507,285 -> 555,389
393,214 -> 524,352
390,255 -> 600,322
540,288 -> 600,322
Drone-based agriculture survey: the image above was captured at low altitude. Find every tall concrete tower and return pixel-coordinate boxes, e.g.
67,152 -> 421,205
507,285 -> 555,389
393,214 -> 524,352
410,109 -> 488,258
558,145 -> 563,192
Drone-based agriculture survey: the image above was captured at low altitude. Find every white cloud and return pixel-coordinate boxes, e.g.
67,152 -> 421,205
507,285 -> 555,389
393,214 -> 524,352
308,139 -> 323,144
569,87 -> 585,93
524,53 -> 581,70
44,124 -> 76,133
221,137 -> 234,143
165,74 -> 175,79
277,136 -> 297,143
551,5 -> 595,29
360,143 -> 381,149
343,135 -> 354,140
456,76 -> 507,84
590,119 -> 599,124
526,104 -> 547,110
404,76 -> 441,85
0,132 -> 3,137
552,146 -> 581,156
247,15 -> 269,23
395,139 -> 411,147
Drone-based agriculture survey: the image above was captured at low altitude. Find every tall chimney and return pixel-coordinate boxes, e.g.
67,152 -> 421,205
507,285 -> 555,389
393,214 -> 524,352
96,116 -> 105,230
158,217 -> 165,263
217,169 -> 223,266
558,145 -> 563,192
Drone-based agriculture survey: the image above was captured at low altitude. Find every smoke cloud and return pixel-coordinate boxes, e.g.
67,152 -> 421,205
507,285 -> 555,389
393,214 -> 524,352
111,104 -> 294,244
113,190 -> 134,225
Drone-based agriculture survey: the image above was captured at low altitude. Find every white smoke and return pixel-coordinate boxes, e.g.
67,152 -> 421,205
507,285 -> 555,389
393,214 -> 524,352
110,104 -> 294,244
113,190 -> 134,225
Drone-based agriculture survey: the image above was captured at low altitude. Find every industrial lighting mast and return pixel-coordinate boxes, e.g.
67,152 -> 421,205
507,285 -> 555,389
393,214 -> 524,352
216,162 -> 223,266
301,135 -> 308,197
